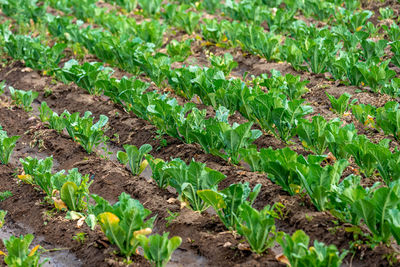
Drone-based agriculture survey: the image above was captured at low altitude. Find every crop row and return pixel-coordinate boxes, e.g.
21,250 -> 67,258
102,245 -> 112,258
0,84 -> 349,266
2,21 -> 400,256
38,0 -> 400,97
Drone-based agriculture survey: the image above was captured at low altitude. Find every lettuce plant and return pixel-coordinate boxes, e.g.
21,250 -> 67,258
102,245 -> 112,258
344,135 -> 378,177
90,192 -> 156,259
117,144 -> 152,176
38,102 -> 65,132
391,41 -> 400,68
56,169 -> 92,211
209,53 -> 238,76
376,101 -> 400,141
326,122 -> 358,160
138,0 -> 162,15
20,156 -> 53,177
63,111 -> 109,154
297,159 -> 349,211
241,147 -> 308,195
58,59 -> 114,95
357,59 -> 396,92
326,92 -> 352,116
351,103 -> 376,129
257,70 -> 309,100
296,116 -> 329,155
9,87 -> 38,112
166,159 -> 225,212
105,0 -> 137,11
1,234 -> 48,267
278,230 -> 347,267
351,181 -> 400,244
137,232 -> 182,267
173,10 -> 201,34
0,127 -> 20,164
197,182 -> 261,230
236,203 -> 278,254
145,156 -> 169,189
166,39 -> 192,62
249,93 -> 312,141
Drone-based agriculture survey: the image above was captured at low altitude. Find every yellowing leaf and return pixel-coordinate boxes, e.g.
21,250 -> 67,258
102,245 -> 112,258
356,26 -> 362,32
53,197 -> 68,210
28,245 -> 40,257
139,159 -> 148,174
133,228 -> 152,238
0,250 -> 7,256
276,253 -> 290,265
98,212 -> 120,226
18,174 -> 33,183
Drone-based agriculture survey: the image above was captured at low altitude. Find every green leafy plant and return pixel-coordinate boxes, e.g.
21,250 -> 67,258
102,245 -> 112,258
58,60 -> 114,95
376,101 -> 400,141
257,70 -> 309,100
137,232 -> 182,267
0,191 -> 12,202
297,159 -> 349,211
209,53 -> 238,76
296,116 -> 329,155
249,93 -> 312,141
72,232 -> 87,244
278,230 -> 347,267
351,181 -> 400,244
138,0 -> 162,15
166,159 -> 226,212
90,192 -> 156,259
57,169 -> 93,212
0,234 -> 48,267
326,122 -> 358,160
0,127 -> 20,164
344,135 -> 378,177
105,0 -> 137,11
197,182 -> 261,230
166,39 -> 192,62
326,92 -> 353,116
241,147 -> 308,195
8,87 -> 38,112
38,102 -> 65,132
63,111 -> 109,154
351,103 -> 376,129
117,144 -> 152,176
379,7 -> 394,20
357,59 -> 396,92
145,156 -> 169,189
236,203 -> 278,254
173,10 -> 201,34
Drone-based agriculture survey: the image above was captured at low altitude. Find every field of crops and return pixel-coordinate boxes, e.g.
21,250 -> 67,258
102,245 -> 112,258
0,0 -> 400,266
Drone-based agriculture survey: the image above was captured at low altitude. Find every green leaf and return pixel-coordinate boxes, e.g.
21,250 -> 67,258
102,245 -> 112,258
60,181 -> 78,211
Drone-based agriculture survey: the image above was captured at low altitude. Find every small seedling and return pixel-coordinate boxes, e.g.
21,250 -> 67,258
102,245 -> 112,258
165,209 -> 179,227
72,232 -> 87,244
0,191 -> 12,201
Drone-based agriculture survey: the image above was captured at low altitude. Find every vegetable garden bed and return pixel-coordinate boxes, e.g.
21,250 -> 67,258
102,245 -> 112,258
0,0 -> 400,266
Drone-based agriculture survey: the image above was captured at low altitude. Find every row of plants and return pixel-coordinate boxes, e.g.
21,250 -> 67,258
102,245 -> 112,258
2,3 -> 400,260
0,88 -> 349,266
3,0 -> 398,99
0,91 -> 183,266
106,0 -> 400,97
0,24 -> 264,164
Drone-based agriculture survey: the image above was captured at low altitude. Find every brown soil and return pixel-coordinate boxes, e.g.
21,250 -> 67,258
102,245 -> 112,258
0,56 -> 395,266
0,2 -> 399,267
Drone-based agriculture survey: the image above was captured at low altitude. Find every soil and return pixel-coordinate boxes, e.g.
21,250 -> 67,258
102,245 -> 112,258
0,1 -> 399,267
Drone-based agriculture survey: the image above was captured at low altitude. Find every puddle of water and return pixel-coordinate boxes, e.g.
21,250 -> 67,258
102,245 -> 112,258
0,223 -> 82,267
167,248 -> 208,267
